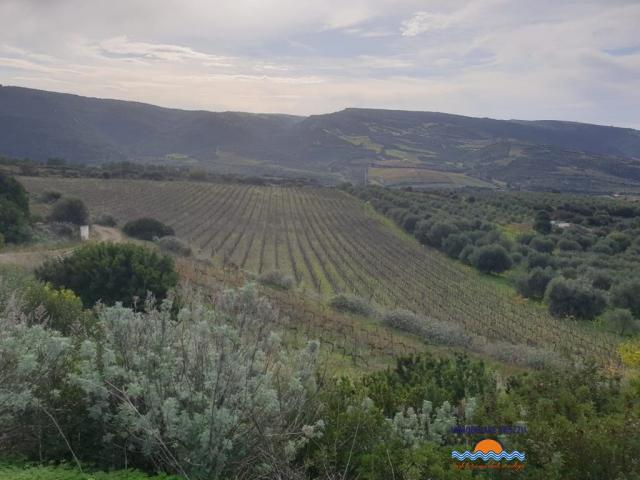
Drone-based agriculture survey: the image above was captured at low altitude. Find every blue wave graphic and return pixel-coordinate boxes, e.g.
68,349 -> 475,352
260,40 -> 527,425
451,450 -> 526,462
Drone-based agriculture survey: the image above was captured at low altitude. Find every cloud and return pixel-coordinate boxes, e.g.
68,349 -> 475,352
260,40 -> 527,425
401,12 -> 453,36
98,36 -> 218,62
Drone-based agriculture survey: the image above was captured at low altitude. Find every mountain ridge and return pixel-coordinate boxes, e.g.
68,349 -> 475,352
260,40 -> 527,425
2,85 -> 640,191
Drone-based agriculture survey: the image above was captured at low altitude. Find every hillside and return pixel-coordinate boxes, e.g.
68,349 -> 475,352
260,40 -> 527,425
2,86 -> 640,191
21,176 -> 621,369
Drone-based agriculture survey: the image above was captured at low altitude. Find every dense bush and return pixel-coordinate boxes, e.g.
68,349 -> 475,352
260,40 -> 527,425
425,222 -> 458,248
458,244 -> 475,264
590,270 -> 613,290
527,252 -> 556,270
534,210 -> 552,234
49,197 -> 89,225
470,244 -> 512,274
0,171 -> 29,212
382,309 -> 474,348
402,213 -> 421,232
329,294 -> 375,316
607,232 -> 631,252
516,267 -> 555,299
24,282 -> 85,334
1,279 -> 639,479
545,277 -> 606,319
610,279 -> 640,318
36,243 -> 178,307
37,190 -> 62,204
442,234 -> 469,258
382,309 -> 563,369
155,235 -> 192,256
592,238 -> 618,255
0,283 -> 322,480
0,173 -> 31,243
258,270 -> 295,290
602,308 -> 639,335
557,238 -> 582,251
530,235 -> 555,253
123,217 -> 175,241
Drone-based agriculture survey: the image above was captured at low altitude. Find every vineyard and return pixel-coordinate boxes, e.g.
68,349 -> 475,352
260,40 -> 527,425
22,176 -> 622,368
175,257 -> 425,370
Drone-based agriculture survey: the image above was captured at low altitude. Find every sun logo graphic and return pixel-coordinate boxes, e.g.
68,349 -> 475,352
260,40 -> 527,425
452,439 -> 525,462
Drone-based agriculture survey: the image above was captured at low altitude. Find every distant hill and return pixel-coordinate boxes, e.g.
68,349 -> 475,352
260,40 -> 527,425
2,85 -> 640,192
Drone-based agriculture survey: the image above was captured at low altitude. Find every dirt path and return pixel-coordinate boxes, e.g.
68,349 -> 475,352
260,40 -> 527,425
91,225 -> 125,242
0,226 -> 125,269
0,248 -> 70,269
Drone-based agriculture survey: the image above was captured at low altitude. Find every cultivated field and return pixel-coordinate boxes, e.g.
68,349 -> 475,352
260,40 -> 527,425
368,167 -> 491,188
22,176 -> 620,367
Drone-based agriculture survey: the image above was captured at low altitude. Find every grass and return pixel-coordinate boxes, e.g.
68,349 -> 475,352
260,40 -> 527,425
0,462 -> 181,480
339,134 -> 384,153
368,167 -> 493,188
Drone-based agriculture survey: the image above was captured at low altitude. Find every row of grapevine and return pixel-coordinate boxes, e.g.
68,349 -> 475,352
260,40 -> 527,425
21,177 -> 622,369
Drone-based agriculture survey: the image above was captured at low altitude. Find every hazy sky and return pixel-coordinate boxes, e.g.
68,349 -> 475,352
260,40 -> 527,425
1,0 -> 639,127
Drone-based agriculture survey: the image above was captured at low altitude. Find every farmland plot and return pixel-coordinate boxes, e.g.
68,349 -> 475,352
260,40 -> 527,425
21,176 -> 621,367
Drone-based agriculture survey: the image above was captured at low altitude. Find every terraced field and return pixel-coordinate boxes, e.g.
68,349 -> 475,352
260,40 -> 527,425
22,176 -> 620,367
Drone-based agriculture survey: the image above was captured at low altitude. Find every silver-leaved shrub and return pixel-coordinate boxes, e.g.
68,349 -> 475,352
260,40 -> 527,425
1,282 -> 322,480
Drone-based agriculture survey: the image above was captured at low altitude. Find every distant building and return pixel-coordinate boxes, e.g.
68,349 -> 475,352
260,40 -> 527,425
551,220 -> 571,229
80,225 -> 90,240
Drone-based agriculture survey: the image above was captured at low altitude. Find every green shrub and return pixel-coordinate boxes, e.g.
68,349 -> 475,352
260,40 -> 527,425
155,236 -> 192,256
442,234 -> 469,258
123,217 -> 174,241
329,294 -> 375,316
602,308 -> 639,335
607,232 -> 631,252
458,244 -> 475,264
37,190 -> 62,204
530,235 -> 555,253
258,270 -> 295,290
592,238 -> 617,255
0,232 -> 4,251
382,309 -> 474,348
24,282 -> 85,334
527,252 -> 556,270
425,222 -> 458,248
610,279 -> 640,318
0,172 -> 29,213
471,244 -> 512,274
510,251 -> 523,264
545,277 -> 606,319
0,182 -> 31,243
516,267 -> 555,299
49,197 -> 89,225
590,270 -> 613,290
402,213 -> 421,232
558,238 -> 582,251
70,285 -> 320,479
533,210 -> 552,234
36,243 -> 178,307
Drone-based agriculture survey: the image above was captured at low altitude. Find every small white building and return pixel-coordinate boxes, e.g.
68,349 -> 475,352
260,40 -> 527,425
551,220 -> 572,229
80,225 -> 90,240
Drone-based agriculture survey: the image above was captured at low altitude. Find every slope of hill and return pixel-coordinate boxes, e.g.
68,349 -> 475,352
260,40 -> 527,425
21,176 -> 621,369
2,85 -> 640,191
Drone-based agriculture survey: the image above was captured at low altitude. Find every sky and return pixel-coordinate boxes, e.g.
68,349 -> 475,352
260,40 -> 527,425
0,0 -> 639,128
